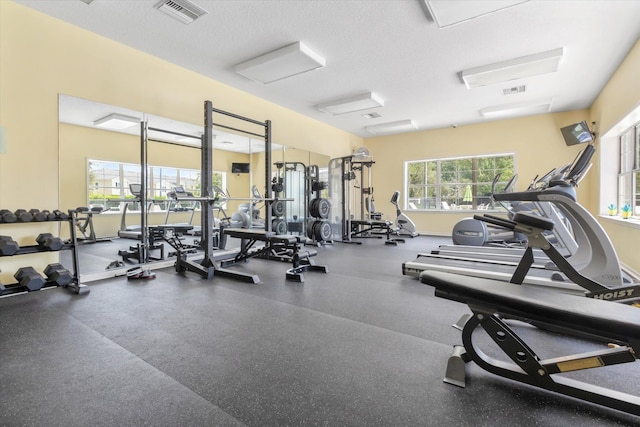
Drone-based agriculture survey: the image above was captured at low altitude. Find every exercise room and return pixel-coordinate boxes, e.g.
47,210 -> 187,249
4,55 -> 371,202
1,1 -> 640,425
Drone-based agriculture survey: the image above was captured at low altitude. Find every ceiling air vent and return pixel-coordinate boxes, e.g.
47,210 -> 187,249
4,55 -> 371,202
155,0 -> 208,24
501,85 -> 526,95
362,112 -> 382,119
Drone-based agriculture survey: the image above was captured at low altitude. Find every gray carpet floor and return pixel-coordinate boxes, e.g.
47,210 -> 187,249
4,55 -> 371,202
1,235 -> 639,426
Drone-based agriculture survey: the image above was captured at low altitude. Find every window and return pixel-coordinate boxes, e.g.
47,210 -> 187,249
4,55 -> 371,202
405,154 -> 515,211
617,123 -> 640,217
88,159 -> 226,211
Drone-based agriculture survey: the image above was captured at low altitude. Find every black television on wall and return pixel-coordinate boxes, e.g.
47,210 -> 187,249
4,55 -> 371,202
560,121 -> 593,146
231,162 -> 250,174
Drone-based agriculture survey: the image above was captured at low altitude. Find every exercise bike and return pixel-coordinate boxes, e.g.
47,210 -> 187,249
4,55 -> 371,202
390,191 -> 419,237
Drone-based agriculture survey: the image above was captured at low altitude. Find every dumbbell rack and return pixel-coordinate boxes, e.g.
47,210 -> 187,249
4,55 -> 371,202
0,209 -> 89,297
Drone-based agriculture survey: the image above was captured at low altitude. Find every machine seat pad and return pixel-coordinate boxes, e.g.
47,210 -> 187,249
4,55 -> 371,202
420,270 -> 640,345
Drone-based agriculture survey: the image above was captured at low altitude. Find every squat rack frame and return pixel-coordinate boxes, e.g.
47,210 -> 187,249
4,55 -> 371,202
135,100 -> 272,283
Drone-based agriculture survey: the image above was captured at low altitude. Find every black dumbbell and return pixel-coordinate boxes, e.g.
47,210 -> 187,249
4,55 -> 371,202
14,267 -> 45,291
52,210 -> 69,220
0,235 -> 20,256
29,209 -> 48,221
14,209 -> 33,222
0,209 -> 17,223
36,233 -> 64,251
40,210 -> 57,220
44,263 -> 73,287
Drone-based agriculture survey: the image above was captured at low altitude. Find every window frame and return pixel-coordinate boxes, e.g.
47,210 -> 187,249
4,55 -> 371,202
616,123 -> 640,218
403,153 -> 516,212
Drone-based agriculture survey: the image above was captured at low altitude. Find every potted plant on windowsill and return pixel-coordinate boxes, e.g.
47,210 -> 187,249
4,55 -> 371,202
621,204 -> 632,219
607,204 -> 617,216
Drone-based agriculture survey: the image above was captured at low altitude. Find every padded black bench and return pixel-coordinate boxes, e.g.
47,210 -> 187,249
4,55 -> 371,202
420,270 -> 640,417
222,228 -> 327,282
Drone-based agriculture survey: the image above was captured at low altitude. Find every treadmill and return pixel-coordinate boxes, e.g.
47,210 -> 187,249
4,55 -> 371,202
117,183 -> 144,240
166,186 -> 200,235
428,173 -> 579,267
403,144 -> 635,293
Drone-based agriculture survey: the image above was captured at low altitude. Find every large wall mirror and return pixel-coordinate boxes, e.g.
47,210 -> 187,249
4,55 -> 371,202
58,94 -> 329,276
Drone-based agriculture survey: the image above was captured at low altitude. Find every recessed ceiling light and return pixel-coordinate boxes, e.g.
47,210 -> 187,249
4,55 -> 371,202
365,120 -> 417,135
317,92 -> 384,115
423,0 -> 528,28
480,99 -> 551,119
235,42 -> 326,84
461,48 -> 563,88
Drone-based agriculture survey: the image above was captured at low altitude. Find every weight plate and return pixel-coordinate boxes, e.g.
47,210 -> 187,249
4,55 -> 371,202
314,220 -> 332,242
272,200 -> 285,217
272,218 -> 287,235
317,198 -> 330,219
306,220 -> 317,239
309,198 -> 320,218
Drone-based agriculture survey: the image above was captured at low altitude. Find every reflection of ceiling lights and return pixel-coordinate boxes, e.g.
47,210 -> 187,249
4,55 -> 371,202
461,48 -> 563,88
365,119 -> 416,135
93,113 -> 140,130
234,41 -> 326,84
480,99 -> 551,119
317,92 -> 384,115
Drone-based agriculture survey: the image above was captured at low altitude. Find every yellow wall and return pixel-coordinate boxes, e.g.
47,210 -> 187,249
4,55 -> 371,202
588,39 -> 640,272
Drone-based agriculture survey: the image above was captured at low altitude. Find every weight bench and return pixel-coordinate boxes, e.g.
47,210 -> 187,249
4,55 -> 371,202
420,270 -> 640,416
222,228 -> 327,282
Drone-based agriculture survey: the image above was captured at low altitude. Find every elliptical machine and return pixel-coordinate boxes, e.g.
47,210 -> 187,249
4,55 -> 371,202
451,174 -> 526,246
390,191 -> 419,237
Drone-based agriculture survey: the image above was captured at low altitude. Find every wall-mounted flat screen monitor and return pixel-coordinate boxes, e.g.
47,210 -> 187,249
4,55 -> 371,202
231,162 -> 250,174
560,121 -> 593,146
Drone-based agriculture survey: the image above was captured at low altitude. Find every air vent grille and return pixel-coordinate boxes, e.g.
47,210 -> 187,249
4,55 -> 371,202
155,0 -> 208,24
502,85 -> 526,95
362,112 -> 382,119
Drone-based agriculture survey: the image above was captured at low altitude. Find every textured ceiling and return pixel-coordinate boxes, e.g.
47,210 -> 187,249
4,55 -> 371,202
16,0 -> 640,137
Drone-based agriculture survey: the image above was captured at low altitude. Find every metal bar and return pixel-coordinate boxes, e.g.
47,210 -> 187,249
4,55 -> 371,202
210,107 -> 266,126
140,120 -> 149,263
265,120 -> 272,233
148,139 -> 200,149
148,127 -> 201,139
202,101 -> 214,259
210,122 -> 264,138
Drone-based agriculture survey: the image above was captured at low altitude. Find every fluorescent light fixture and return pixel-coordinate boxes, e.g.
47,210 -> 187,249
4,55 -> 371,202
317,92 -> 384,115
424,0 -> 528,28
461,48 -> 563,88
235,42 -> 326,84
480,100 -> 551,119
93,113 -> 140,130
365,120 -> 417,135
